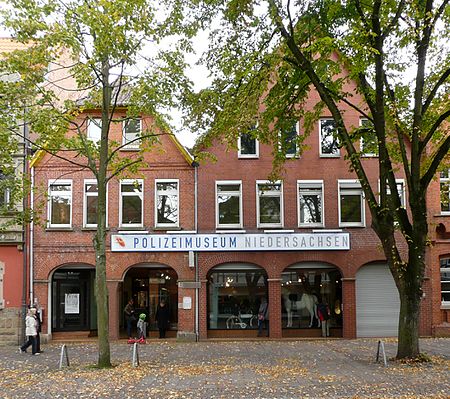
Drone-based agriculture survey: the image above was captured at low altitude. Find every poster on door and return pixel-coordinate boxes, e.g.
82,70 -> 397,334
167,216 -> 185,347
65,293 -> 80,314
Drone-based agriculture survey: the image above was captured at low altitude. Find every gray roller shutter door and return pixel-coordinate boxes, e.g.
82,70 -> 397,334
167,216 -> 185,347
356,263 -> 400,337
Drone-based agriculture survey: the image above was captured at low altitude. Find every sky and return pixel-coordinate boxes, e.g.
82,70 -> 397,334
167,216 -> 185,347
0,4 -> 210,149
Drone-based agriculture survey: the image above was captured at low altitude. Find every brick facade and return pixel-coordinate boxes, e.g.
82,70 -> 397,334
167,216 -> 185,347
28,105 -> 450,342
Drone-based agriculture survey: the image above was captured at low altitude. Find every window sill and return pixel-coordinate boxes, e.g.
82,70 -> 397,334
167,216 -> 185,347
441,303 -> 450,310
319,154 -> 340,158
118,228 -> 147,233
361,154 -> 379,158
238,155 -> 259,159
120,147 -> 140,151
215,229 -> 246,234
435,213 -> 450,217
45,227 -> 73,232
154,227 -> 181,231
339,224 -> 365,228
81,227 -> 110,231
263,229 -> 294,233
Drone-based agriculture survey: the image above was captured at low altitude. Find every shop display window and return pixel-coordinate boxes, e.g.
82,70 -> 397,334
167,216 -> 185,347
281,267 -> 342,329
208,268 -> 268,329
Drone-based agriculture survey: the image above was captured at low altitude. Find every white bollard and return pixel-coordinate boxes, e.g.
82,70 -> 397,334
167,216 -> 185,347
376,340 -> 388,367
132,342 -> 140,367
59,344 -> 70,369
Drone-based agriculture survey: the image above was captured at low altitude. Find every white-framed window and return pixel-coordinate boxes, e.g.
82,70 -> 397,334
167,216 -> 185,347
83,179 -> 108,228
87,118 -> 102,142
48,180 -> 72,228
379,179 -> 406,208
257,181 -> 283,228
155,179 -> 179,228
360,118 -> 378,157
280,122 -> 299,158
338,180 -> 365,227
119,179 -> 143,227
298,180 -> 324,227
216,181 -> 242,229
122,119 -> 142,149
238,130 -> 259,158
441,258 -> 450,305
440,169 -> 450,214
320,118 -> 340,157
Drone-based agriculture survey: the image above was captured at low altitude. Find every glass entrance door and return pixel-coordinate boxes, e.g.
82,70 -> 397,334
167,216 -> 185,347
52,270 -> 92,331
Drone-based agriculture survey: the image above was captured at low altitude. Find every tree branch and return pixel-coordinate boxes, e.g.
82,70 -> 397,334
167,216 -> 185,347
422,67 -> 450,114
419,108 -> 450,152
381,0 -> 406,39
421,133 -> 450,189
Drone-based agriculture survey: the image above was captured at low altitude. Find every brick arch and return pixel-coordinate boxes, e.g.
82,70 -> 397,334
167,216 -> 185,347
120,261 -> 177,282
355,259 -> 390,274
199,252 -> 282,279
47,262 -> 95,280
280,260 -> 343,279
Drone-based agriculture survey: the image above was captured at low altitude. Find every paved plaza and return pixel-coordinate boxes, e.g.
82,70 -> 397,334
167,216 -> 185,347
0,338 -> 449,398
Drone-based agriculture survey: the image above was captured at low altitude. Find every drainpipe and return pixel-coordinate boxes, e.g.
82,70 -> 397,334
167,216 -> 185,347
21,115 -> 29,343
192,158 -> 199,342
29,165 -> 34,305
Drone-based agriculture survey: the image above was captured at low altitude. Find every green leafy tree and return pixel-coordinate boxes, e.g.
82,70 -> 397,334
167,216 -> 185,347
187,0 -> 450,359
0,0 -> 196,367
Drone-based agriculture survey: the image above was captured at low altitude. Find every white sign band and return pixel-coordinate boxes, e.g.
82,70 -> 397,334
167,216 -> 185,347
111,233 -> 350,252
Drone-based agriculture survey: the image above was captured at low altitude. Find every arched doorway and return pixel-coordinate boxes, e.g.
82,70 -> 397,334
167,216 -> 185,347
122,265 -> 178,337
281,262 -> 342,337
51,265 -> 96,332
207,263 -> 268,338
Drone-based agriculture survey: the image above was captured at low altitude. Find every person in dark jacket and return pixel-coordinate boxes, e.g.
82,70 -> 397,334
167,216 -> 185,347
155,300 -> 170,339
124,298 -> 135,339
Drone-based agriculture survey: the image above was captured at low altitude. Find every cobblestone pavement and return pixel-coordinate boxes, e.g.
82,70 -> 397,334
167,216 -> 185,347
0,338 -> 449,399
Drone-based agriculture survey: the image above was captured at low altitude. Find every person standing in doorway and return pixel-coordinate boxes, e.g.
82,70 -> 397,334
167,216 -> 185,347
19,308 -> 38,355
124,298 -> 135,339
155,299 -> 170,339
317,299 -> 331,337
257,297 -> 269,337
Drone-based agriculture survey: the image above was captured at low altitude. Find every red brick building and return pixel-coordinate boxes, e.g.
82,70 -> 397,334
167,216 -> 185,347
31,110 -> 198,341
29,106 -> 450,342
